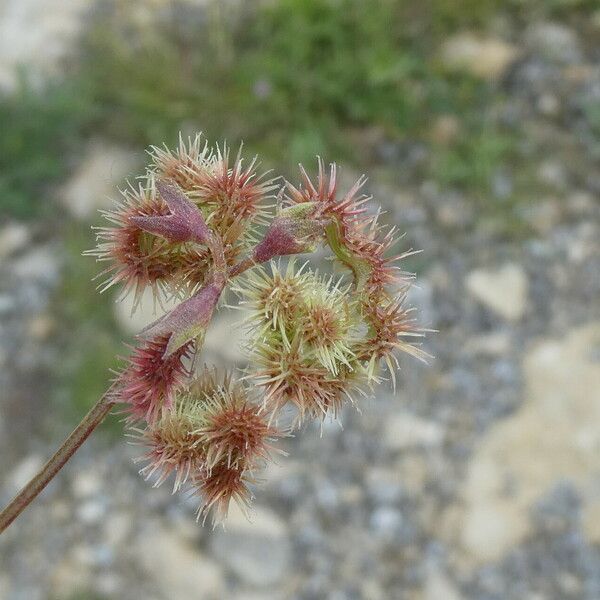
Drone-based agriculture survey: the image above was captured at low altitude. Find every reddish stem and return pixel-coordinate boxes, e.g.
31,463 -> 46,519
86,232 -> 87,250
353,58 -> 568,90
0,391 -> 114,534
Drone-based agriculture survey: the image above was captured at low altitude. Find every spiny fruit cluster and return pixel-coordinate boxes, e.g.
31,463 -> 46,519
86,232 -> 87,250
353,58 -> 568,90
90,134 -> 427,524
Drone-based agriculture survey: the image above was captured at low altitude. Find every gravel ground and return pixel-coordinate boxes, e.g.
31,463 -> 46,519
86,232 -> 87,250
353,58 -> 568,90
1,3 -> 599,600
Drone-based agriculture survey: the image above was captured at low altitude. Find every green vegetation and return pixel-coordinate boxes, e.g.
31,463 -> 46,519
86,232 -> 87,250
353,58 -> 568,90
51,227 -> 123,431
0,0 -> 526,221
0,79 -> 94,219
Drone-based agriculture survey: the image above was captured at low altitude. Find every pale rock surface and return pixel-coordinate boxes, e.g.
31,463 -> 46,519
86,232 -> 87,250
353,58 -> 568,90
441,33 -> 519,80
425,568 -> 465,600
49,553 -> 92,600
113,286 -> 181,335
466,263 -> 528,321
459,323 -> 600,563
210,503 -> 292,586
136,525 -> 225,599
203,310 -> 249,365
12,246 -> 60,284
71,470 -> 103,499
384,411 -> 444,450
465,331 -> 511,356
0,223 -> 29,262
7,454 -> 44,495
62,141 -> 138,219
525,22 -> 583,64
0,0 -> 87,92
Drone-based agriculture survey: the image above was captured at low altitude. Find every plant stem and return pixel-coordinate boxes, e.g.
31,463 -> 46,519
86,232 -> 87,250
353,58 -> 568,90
0,391 -> 114,534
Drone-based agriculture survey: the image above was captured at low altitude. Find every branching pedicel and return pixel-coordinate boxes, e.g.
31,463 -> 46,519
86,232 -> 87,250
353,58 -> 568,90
0,134 -> 428,531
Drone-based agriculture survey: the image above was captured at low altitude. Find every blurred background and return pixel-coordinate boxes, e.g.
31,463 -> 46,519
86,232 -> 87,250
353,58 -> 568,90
0,0 -> 599,598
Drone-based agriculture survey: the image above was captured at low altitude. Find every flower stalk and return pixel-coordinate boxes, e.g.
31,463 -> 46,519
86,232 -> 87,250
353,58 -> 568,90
0,390 -> 113,534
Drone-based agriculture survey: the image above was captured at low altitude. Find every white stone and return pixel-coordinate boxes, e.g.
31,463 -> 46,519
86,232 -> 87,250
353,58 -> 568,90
136,525 -> 224,600
50,554 -> 91,599
466,263 -> 528,321
103,511 -> 132,547
0,0 -> 88,92
62,141 -> 137,220
76,499 -> 106,525
384,411 -> 444,450
525,22 -> 582,64
441,33 -> 519,80
71,470 -> 102,499
425,569 -> 464,600
0,573 -> 8,600
113,286 -> 181,335
203,310 -> 250,365
465,331 -> 511,356
7,454 -> 44,494
12,246 -> 60,284
458,323 -> 600,563
0,223 -> 29,261
210,503 -> 292,586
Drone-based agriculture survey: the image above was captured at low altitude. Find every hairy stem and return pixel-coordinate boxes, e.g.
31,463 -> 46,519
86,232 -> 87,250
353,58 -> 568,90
0,391 -> 114,534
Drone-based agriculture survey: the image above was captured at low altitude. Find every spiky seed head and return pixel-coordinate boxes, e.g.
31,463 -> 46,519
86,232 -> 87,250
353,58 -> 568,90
114,334 -> 193,425
193,143 -> 278,222
132,395 -> 206,492
251,338 -> 352,425
149,133 -> 213,192
232,260 -> 313,340
195,372 -> 282,472
194,463 -> 253,525
286,158 -> 370,223
299,276 -> 357,374
356,295 -> 428,386
88,177 -> 209,307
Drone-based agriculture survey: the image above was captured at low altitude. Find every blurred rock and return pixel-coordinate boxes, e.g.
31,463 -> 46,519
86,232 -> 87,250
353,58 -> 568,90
537,93 -> 560,117
441,33 -> 519,80
459,323 -> 600,563
525,22 -> 582,64
465,331 -> 511,357
50,553 -> 92,600
12,246 -> 60,285
7,454 -> 44,495
103,511 -> 132,547
425,569 -> 464,600
0,0 -> 87,92
210,503 -> 292,586
62,141 -> 137,220
71,470 -> 102,499
0,574 -> 8,600
522,198 -> 562,234
582,499 -> 600,544
113,286 -> 180,334
430,115 -> 460,145
537,160 -> 568,190
136,525 -> 225,599
366,468 -> 404,504
384,411 -> 444,450
76,498 -> 107,525
0,223 -> 29,262
27,314 -> 55,340
203,311 -> 249,365
435,194 -> 474,229
466,263 -> 528,321
370,505 -> 403,541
